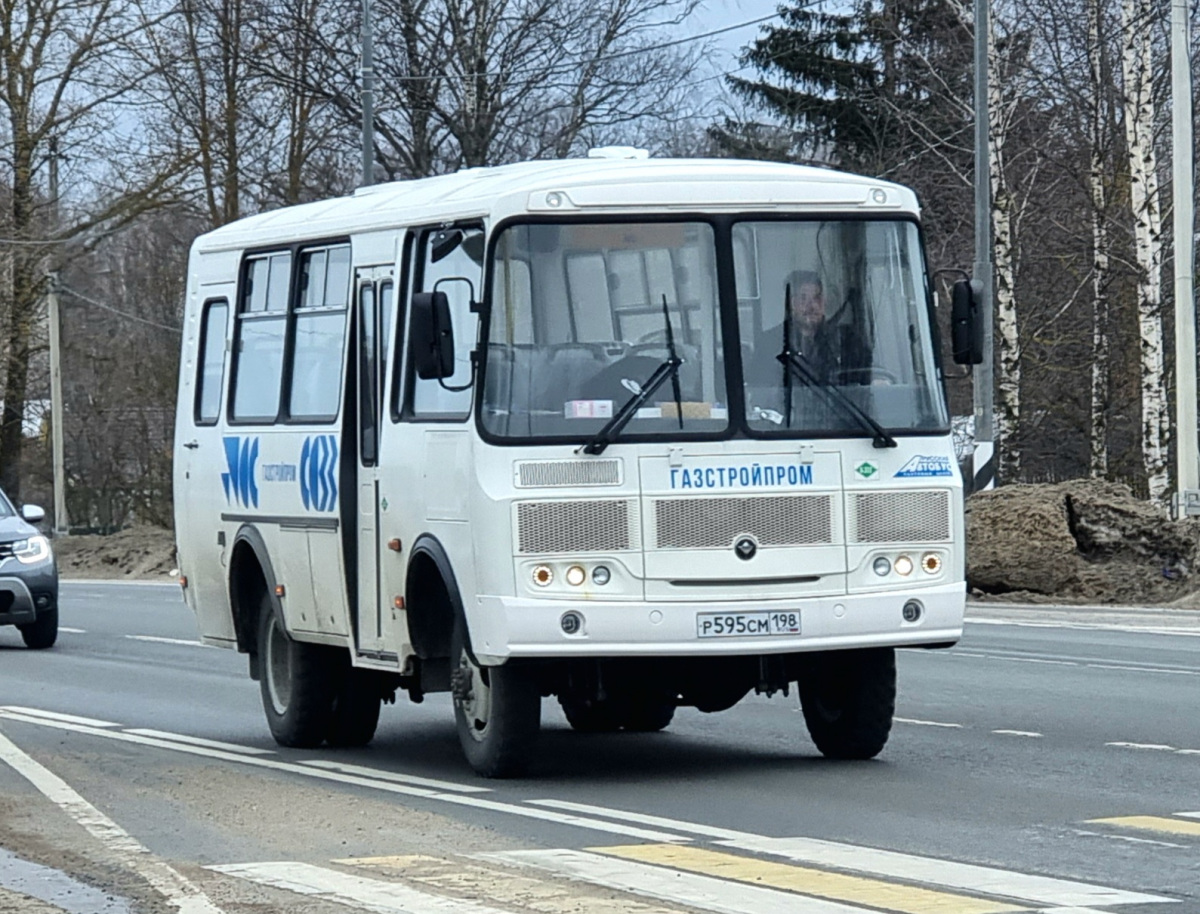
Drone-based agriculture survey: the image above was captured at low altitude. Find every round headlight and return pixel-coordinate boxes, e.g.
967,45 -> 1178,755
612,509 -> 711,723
922,552 -> 943,574
591,565 -> 611,585
872,556 -> 891,576
894,555 -> 914,577
565,565 -> 586,586
532,565 -> 553,587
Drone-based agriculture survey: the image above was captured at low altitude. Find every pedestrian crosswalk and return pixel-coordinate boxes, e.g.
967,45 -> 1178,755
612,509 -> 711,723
208,832 -> 1179,914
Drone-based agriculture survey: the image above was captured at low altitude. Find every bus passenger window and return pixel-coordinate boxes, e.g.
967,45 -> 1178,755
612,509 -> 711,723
232,252 -> 290,421
195,299 -> 228,424
289,245 -> 349,421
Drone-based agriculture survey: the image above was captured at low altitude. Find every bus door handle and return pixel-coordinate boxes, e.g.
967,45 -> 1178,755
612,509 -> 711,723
183,440 -> 200,450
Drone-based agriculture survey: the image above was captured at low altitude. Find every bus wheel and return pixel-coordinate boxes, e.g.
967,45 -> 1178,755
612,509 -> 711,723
622,697 -> 675,733
258,595 -> 335,748
558,696 -> 623,733
327,669 -> 382,748
798,647 -> 895,760
451,617 -> 540,777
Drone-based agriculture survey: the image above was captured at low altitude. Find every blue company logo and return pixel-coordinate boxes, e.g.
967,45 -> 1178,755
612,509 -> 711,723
669,463 -> 813,490
222,437 -> 260,508
300,435 -> 339,511
895,455 -> 954,478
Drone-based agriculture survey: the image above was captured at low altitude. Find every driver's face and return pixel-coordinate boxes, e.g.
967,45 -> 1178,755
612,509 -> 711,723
790,283 -> 824,332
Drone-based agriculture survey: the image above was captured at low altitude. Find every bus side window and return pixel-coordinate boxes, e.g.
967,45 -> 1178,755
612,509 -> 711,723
231,252 -> 291,422
288,245 -> 350,422
411,227 -> 482,418
195,299 -> 228,425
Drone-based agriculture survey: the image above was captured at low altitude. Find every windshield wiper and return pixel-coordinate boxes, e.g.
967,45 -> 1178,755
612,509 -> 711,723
776,351 -> 897,449
580,294 -> 684,456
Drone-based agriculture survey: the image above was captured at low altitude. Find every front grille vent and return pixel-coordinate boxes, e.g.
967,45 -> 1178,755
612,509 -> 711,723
0,542 -> 13,560
516,500 -> 634,553
850,490 -> 951,543
516,459 -> 621,488
654,495 -> 834,549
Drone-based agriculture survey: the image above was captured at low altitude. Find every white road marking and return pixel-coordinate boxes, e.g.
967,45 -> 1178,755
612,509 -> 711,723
125,635 -> 211,648
1105,742 -> 1176,751
1069,829 -> 1190,849
525,800 -> 1174,909
303,759 -> 491,794
1178,811 -> 1200,819
996,657 -> 1079,667
966,617 -> 1200,637
0,708 -> 691,844
0,707 -> 118,728
481,849 -> 876,914
210,861 -> 510,914
894,717 -> 963,728
992,730 -> 1043,738
58,627 -> 85,634
123,730 -> 275,756
1084,663 -> 1200,677
0,728 -> 225,914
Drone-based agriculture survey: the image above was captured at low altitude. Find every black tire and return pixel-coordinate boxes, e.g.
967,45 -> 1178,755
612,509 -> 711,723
257,594 -> 338,748
451,616 -> 540,777
798,647 -> 895,760
622,698 -> 675,733
326,668 -> 382,748
559,696 -> 623,733
19,606 -> 58,650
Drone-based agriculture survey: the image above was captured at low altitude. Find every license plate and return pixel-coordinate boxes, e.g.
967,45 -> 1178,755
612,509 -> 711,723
696,610 -> 801,638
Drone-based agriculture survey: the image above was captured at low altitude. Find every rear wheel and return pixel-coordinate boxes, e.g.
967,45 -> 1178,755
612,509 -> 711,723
19,605 -> 58,650
451,616 -> 540,777
559,696 -> 623,733
258,595 -> 337,748
622,697 -> 675,733
798,647 -> 895,760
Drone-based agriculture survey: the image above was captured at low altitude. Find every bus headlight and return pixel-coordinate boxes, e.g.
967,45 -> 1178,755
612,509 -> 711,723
565,565 -> 586,587
894,555 -> 914,577
872,557 -> 891,576
591,565 -> 611,585
13,535 -> 51,565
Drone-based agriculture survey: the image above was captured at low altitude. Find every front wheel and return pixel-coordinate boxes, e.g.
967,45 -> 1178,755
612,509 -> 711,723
798,647 -> 895,760
622,697 -> 675,733
258,595 -> 337,748
451,617 -> 540,777
19,605 -> 57,650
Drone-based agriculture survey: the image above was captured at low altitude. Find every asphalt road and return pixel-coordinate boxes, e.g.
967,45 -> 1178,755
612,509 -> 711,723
0,582 -> 1196,914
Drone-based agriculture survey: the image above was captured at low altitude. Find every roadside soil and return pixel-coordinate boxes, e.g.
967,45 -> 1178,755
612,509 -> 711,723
52,527 -> 176,581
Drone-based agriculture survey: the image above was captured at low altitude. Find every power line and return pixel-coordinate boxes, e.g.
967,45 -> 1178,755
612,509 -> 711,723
58,284 -> 181,334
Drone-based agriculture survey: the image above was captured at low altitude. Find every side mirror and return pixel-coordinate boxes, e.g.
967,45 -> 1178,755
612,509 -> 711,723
410,291 -> 455,379
21,505 -> 45,524
951,279 -> 984,365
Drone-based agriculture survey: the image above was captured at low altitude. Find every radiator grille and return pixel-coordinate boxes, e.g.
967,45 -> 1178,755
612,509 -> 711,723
850,490 -> 951,543
516,459 -> 621,488
516,500 -> 633,553
0,542 -> 13,560
654,495 -> 833,549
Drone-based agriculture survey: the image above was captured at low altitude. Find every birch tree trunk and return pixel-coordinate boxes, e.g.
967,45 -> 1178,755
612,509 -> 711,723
1121,0 -> 1169,500
1088,0 -> 1110,477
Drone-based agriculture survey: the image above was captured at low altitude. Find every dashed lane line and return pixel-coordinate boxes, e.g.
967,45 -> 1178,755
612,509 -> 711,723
0,728 -> 225,914
992,730 -> 1043,738
124,635 -> 211,648
122,729 -> 275,756
895,717 -> 963,728
0,707 -> 118,728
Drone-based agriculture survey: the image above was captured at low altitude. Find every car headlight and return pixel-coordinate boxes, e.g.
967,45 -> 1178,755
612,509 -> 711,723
12,535 -> 51,565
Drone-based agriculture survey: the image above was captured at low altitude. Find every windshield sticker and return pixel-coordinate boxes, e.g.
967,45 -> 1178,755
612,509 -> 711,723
855,461 -> 879,479
300,435 -> 339,511
894,455 -> 954,478
222,436 -> 260,508
670,463 -> 813,490
565,399 -> 613,419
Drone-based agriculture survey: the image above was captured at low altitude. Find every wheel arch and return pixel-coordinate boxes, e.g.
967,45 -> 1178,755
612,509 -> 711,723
405,534 -> 467,662
228,524 -> 281,663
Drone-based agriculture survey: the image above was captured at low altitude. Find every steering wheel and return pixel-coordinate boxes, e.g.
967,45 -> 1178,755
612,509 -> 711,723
634,329 -> 672,346
835,366 -> 900,385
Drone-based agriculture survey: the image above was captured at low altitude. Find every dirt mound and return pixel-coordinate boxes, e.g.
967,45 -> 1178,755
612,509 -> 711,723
53,526 -> 177,580
967,479 -> 1200,605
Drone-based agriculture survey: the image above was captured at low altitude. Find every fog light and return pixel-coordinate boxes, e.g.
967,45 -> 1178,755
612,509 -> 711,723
894,555 -> 914,577
872,557 -> 891,576
532,565 -> 553,587
560,611 -> 583,634
565,565 -> 586,586
922,552 -> 943,574
902,600 -> 923,623
592,565 -> 611,585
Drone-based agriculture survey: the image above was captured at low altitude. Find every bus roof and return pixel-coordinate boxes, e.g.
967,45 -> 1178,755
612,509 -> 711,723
194,157 -> 920,253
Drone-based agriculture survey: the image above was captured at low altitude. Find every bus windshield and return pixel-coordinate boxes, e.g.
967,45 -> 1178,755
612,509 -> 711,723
736,219 -> 948,436
482,221 -> 729,440
481,217 -> 948,442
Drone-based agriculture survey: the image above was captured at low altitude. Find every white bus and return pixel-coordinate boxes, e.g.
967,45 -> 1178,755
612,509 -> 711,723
174,151 -> 981,777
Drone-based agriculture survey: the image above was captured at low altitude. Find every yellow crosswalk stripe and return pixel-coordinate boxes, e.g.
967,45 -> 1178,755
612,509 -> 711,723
589,844 -> 1026,914
337,854 -> 690,914
1088,815 -> 1200,837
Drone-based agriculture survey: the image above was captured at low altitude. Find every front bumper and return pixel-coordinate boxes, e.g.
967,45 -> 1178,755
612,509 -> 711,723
471,581 -> 965,663
0,560 -> 58,627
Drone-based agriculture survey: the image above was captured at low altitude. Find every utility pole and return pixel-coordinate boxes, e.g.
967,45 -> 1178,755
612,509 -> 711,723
361,0 -> 375,187
1172,0 -> 1198,517
47,137 -> 67,534
971,0 -> 995,493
